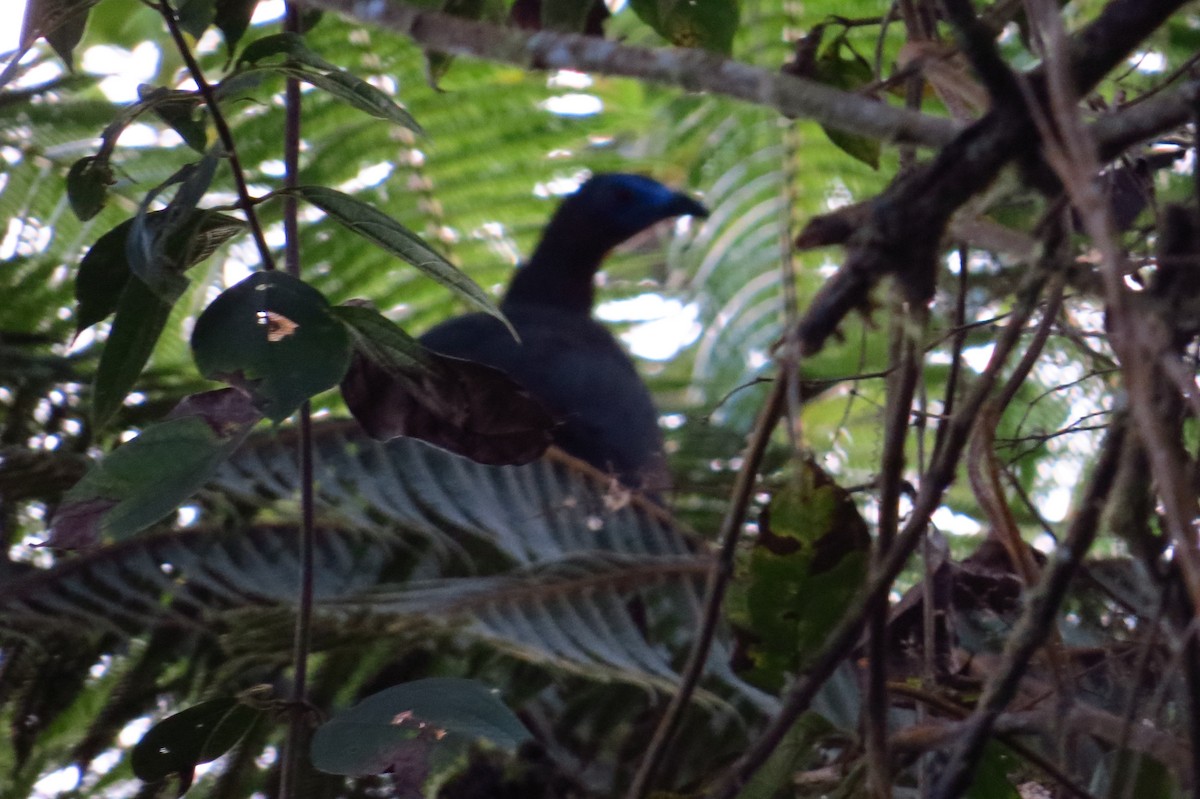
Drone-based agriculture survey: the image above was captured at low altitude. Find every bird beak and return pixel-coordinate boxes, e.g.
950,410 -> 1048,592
667,193 -> 709,220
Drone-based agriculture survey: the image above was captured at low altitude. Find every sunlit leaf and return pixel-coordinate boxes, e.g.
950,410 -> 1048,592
727,458 -> 870,691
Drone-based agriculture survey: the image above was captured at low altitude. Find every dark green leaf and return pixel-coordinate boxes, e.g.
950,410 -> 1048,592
215,0 -> 259,52
296,68 -> 423,130
235,34 -> 420,130
965,743 -> 1020,799
334,303 -> 552,464
236,30 -> 339,70
628,0 -> 737,54
20,0 -> 93,68
132,698 -> 259,790
74,211 -> 244,337
138,85 -> 208,152
176,0 -> 216,38
127,155 -> 221,300
311,678 -> 531,777
191,271 -> 352,422
52,396 -> 261,545
66,155 -> 112,221
294,185 -> 506,327
92,277 -> 176,429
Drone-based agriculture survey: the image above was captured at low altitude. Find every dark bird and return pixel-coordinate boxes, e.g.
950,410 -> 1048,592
419,173 -> 708,492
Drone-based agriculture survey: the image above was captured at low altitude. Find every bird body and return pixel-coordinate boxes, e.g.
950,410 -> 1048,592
420,174 -> 707,491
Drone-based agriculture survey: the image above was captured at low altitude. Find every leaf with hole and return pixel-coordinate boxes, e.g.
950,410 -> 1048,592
311,678 -> 531,777
727,458 -> 870,691
191,271 -> 352,422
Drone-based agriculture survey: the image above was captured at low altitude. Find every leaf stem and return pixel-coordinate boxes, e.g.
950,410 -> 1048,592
158,0 -> 276,271
278,5 -> 315,797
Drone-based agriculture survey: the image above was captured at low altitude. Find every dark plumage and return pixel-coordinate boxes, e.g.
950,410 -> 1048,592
419,173 -> 707,491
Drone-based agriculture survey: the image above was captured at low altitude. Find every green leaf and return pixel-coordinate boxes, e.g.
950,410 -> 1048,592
176,0 -> 216,38
235,32 -> 421,130
295,67 -> 423,130
127,154 -> 221,300
53,397 -> 261,545
814,37 -> 881,169
138,84 -> 208,152
726,458 -> 871,691
236,30 -> 339,70
311,678 -> 532,777
19,0 -> 92,68
294,185 -> 508,328
74,211 -> 245,337
735,713 -> 837,799
214,0 -> 260,52
66,155 -> 112,221
191,271 -> 352,422
132,698 -> 260,791
92,277 -> 176,429
628,0 -> 738,54
965,743 -> 1020,799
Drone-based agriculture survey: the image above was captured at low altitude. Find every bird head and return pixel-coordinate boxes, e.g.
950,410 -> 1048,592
555,173 -> 709,250
511,173 -> 708,313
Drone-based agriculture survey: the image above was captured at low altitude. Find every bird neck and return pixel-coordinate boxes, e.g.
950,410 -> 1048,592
503,230 -> 607,315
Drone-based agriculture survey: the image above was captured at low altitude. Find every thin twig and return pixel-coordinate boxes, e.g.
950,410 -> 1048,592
626,376 -> 785,799
930,414 -> 1127,799
278,6 -> 314,798
157,0 -> 275,271
708,266 -> 1057,799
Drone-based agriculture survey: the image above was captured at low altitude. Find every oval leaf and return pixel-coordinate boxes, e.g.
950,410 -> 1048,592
311,678 -> 531,777
66,155 -> 112,221
132,698 -> 259,789
191,271 -> 352,422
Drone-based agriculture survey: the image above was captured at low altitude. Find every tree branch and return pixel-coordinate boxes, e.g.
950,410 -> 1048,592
292,0 -> 959,148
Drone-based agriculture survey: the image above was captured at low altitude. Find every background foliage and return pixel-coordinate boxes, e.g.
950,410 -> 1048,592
2,0 -> 1199,796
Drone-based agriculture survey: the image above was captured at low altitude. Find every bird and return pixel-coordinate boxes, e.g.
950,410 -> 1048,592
419,173 -> 708,493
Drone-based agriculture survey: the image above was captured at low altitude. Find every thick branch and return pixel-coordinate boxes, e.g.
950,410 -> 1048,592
292,0 -> 959,148
795,0 -> 1189,355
